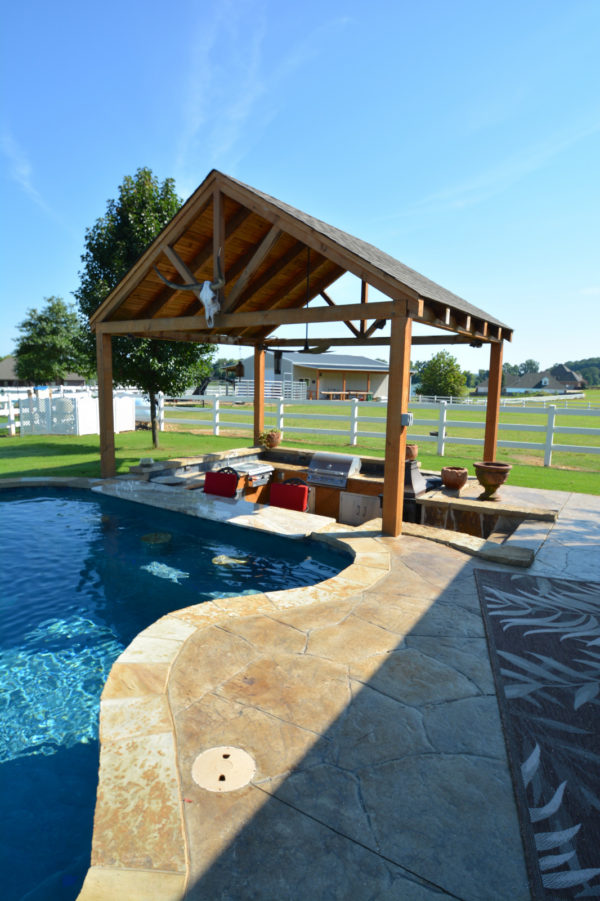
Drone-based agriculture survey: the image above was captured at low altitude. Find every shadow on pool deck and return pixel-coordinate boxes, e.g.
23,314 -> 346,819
175,541 -> 530,901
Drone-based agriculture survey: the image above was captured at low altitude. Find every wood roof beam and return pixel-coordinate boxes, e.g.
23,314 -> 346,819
221,225 -> 283,313
117,330 -> 249,345
97,300 -> 401,337
263,333 -> 482,349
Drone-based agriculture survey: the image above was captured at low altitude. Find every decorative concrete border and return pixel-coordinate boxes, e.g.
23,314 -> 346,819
0,478 -> 390,899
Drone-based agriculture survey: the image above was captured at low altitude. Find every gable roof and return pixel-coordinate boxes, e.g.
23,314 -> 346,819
90,170 -> 512,347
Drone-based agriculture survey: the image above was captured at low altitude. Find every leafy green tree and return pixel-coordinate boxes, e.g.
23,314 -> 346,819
518,359 -> 539,375
418,351 -> 467,398
75,168 -> 214,447
502,362 -> 519,376
14,296 -> 90,385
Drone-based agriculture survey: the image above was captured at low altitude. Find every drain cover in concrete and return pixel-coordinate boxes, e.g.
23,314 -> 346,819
192,746 -> 256,793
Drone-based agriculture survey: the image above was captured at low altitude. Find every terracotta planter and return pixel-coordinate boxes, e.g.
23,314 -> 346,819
473,461 -> 512,501
441,466 -> 468,491
405,444 -> 418,461
260,431 -> 281,449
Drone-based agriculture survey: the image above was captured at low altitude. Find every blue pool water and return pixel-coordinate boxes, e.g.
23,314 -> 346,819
0,487 -> 347,901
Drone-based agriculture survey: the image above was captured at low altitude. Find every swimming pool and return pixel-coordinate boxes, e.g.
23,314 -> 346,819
0,487 -> 348,901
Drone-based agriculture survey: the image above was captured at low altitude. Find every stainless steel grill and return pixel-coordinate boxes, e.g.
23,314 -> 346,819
307,452 -> 361,488
232,461 -> 274,487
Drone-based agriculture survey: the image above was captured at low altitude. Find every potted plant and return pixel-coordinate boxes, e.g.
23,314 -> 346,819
258,429 -> 282,449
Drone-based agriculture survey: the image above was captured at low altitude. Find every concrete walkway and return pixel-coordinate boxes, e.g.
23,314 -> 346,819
79,486 -> 600,901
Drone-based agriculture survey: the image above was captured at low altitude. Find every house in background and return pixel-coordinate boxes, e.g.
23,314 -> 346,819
0,356 -> 87,388
475,363 -> 586,396
235,351 -> 390,400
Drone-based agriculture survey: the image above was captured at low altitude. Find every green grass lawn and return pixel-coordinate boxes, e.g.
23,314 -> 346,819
2,392 -> 598,495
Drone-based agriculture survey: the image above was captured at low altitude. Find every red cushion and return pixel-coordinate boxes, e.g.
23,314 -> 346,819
203,471 -> 238,498
269,482 -> 308,512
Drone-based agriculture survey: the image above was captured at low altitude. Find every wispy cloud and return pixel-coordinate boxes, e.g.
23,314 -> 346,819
1,130 -> 53,214
409,119 -> 600,217
174,3 -> 352,195
371,117 -> 600,234
580,285 -> 600,297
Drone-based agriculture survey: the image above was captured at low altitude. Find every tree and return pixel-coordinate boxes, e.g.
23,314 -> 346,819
418,351 -> 467,398
502,362 -> 519,376
14,296 -> 90,384
518,359 -> 539,376
75,168 -> 214,447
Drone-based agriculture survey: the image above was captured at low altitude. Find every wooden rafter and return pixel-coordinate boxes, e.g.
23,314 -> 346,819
221,226 -> 283,313
232,253 -> 335,341
240,262 -> 346,344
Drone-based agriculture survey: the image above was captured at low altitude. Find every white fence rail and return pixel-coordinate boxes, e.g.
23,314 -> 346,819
157,397 -> 599,467
4,392 -> 598,468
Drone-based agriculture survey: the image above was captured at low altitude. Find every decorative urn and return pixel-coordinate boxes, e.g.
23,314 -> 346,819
473,461 -> 512,501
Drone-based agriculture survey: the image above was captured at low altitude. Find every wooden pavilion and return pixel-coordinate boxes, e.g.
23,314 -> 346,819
90,170 -> 512,536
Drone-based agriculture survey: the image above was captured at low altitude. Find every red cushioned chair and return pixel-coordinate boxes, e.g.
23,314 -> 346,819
269,480 -> 309,512
203,467 -> 239,498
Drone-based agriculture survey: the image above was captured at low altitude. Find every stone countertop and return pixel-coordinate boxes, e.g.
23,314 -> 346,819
92,479 -> 337,540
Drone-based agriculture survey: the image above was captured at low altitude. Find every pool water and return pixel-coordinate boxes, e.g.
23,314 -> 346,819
0,488 -> 347,901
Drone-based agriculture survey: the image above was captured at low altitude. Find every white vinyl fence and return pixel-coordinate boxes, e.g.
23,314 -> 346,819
3,391 -> 598,468
159,398 -> 600,467
15,395 -> 136,436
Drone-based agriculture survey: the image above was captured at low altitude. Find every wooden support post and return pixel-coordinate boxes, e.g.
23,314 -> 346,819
382,309 -> 412,536
96,332 -> 115,478
483,341 -> 503,460
253,346 -> 265,444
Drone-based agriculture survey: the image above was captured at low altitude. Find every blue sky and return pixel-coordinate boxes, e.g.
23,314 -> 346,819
1,0 -> 598,375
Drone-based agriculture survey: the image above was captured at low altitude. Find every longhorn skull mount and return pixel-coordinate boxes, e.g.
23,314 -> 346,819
153,251 -> 225,328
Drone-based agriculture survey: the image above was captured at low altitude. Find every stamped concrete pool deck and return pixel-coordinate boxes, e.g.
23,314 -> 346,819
51,480 -> 598,901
